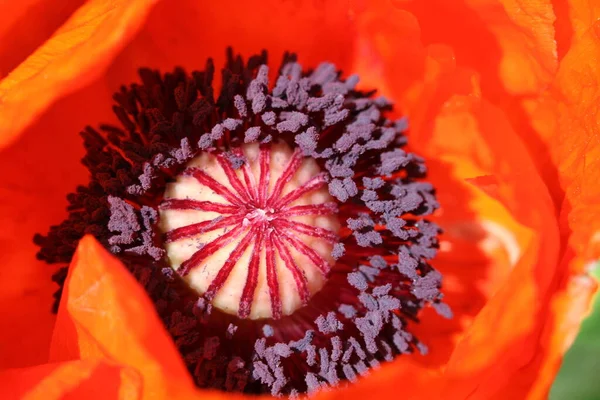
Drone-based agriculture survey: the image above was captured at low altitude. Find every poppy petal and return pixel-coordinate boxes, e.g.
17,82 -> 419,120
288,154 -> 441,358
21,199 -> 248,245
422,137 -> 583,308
411,166 -> 531,366
351,9 -> 539,387
391,0 -> 557,97
549,20 -> 600,265
0,1 -> 161,365
349,3 -> 479,146
49,235 -> 199,399
0,0 -> 158,149
0,79 -> 124,369
103,0 -> 357,89
382,1 -> 563,207
553,0 -> 600,59
427,93 -> 586,399
0,360 -> 140,400
315,100 -> 571,398
359,40 -> 565,394
0,1 -> 84,80
350,3 -> 430,122
519,21 -> 600,397
314,359 -> 440,400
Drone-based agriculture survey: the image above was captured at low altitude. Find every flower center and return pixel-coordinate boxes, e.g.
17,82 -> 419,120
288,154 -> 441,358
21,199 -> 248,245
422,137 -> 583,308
159,142 -> 339,319
35,49 -> 451,396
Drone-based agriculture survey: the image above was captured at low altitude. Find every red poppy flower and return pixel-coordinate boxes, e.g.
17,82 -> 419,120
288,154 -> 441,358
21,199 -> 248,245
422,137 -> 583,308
0,0 -> 598,399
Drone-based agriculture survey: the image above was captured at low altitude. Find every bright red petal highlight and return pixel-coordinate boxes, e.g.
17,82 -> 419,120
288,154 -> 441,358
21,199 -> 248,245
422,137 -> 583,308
0,360 -> 135,400
49,235 -> 197,399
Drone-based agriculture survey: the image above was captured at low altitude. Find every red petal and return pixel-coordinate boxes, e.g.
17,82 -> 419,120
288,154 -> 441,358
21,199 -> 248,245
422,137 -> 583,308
427,93 -> 568,398
0,85 -> 111,368
365,1 -> 562,207
0,0 -> 158,149
0,1 -> 84,81
105,0 -> 357,88
49,235 -> 197,399
315,360 -> 440,400
391,0 -> 557,97
524,18 -> 600,397
553,0 -> 600,59
548,21 -> 600,265
0,360 -> 138,400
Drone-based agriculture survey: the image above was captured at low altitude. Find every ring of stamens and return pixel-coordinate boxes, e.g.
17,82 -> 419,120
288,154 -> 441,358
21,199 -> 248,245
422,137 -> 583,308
159,142 -> 340,319
34,49 -> 449,396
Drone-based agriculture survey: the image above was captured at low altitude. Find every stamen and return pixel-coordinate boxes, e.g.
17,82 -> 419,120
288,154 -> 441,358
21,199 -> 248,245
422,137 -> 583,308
34,49 -> 450,396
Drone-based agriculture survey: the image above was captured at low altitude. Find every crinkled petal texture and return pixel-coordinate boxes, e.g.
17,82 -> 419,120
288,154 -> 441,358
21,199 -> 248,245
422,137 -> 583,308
0,0 -> 598,399
547,19 -> 600,265
526,16 -> 600,398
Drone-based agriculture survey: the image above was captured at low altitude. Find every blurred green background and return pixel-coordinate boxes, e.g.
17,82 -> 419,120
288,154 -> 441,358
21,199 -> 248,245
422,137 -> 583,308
550,264 -> 600,400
